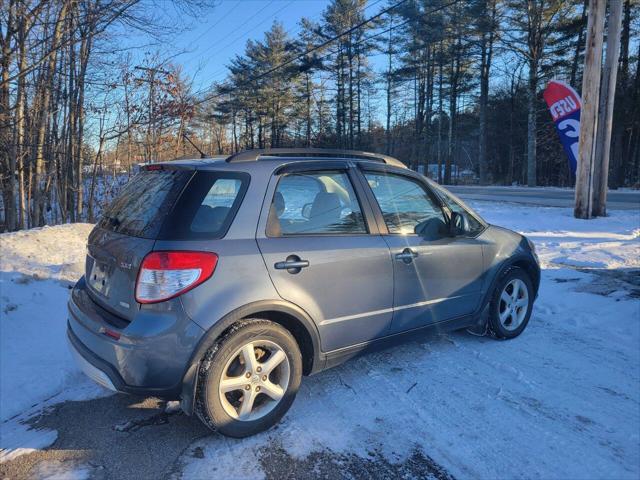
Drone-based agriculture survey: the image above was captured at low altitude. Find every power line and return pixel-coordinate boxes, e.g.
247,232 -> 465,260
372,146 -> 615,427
195,0 -> 460,108
180,0 -> 245,65
191,0 -> 387,96
189,0 -> 295,87
186,0 -> 284,72
193,0 -> 416,107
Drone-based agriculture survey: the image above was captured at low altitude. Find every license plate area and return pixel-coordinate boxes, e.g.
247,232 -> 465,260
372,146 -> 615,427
88,256 -> 111,297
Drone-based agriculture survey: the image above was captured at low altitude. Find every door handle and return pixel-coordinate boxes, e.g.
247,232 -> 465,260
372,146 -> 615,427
274,255 -> 309,274
395,248 -> 418,264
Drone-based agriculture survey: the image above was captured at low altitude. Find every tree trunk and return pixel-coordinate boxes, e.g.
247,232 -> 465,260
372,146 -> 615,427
33,2 -> 68,226
437,41 -> 444,184
348,36 -> 354,149
611,0 -> 632,188
305,72 -> 312,147
478,0 -> 496,185
1,0 -> 16,230
526,58 -> 538,187
446,42 -> 461,185
16,25 -> 27,230
570,0 -> 589,87
385,21 -> 393,154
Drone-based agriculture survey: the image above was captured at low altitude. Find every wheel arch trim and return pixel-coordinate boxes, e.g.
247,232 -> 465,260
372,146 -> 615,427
481,254 -> 540,309
180,299 -> 322,415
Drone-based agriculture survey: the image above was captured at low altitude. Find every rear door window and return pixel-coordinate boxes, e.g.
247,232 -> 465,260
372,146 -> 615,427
159,171 -> 249,240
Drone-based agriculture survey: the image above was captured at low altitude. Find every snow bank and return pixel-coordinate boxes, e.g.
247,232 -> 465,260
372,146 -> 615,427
0,221 -> 113,471
0,223 -> 93,283
474,203 -> 640,270
0,223 -> 109,463
0,223 -> 99,424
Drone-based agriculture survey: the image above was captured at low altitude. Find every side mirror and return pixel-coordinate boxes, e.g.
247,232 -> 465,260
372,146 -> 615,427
449,211 -> 468,236
415,217 -> 448,240
301,203 -> 313,219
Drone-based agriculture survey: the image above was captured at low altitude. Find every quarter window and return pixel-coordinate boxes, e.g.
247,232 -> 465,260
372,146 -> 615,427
190,178 -> 244,233
364,172 -> 446,237
429,181 -> 485,236
267,171 -> 366,236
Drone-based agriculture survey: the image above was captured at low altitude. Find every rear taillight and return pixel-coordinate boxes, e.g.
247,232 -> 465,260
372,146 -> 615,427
135,251 -> 218,304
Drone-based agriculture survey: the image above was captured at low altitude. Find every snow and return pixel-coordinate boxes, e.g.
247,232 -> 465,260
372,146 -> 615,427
471,203 -> 640,270
1,202 -> 639,478
0,224 -> 110,463
0,223 -> 93,283
164,400 -> 182,414
0,224 -> 102,422
0,420 -> 57,463
32,459 -> 97,479
179,203 -> 640,479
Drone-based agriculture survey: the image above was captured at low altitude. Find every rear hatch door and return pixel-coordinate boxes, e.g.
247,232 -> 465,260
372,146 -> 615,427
86,168 -> 193,321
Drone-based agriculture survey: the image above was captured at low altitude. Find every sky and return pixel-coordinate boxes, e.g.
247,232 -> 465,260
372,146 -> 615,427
163,0 -> 340,93
85,0 -> 394,146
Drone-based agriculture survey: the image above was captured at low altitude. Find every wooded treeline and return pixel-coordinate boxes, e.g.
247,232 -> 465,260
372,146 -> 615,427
1,0 -> 639,231
200,0 -> 639,188
0,0 -> 210,230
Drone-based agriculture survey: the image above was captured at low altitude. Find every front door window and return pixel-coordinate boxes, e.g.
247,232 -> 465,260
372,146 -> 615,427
364,172 -> 447,240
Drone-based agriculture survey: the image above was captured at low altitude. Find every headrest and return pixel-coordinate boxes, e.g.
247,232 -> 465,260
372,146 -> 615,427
310,192 -> 341,221
273,191 -> 285,216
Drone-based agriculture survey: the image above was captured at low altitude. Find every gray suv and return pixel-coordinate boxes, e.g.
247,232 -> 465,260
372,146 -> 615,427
67,149 -> 540,437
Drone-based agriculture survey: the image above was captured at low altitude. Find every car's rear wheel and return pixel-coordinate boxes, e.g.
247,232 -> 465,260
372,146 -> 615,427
195,320 -> 302,438
488,267 -> 534,339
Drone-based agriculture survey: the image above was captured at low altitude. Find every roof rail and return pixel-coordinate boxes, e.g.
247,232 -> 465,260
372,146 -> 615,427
225,148 -> 407,169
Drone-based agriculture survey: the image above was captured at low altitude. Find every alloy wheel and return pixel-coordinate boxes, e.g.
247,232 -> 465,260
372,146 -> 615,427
498,278 -> 529,331
218,340 -> 290,421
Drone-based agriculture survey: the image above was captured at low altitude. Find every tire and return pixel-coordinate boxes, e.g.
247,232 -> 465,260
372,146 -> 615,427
195,319 -> 302,438
487,267 -> 534,339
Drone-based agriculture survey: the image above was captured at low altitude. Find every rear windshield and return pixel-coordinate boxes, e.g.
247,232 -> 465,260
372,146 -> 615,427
98,169 -> 192,238
98,169 -> 249,240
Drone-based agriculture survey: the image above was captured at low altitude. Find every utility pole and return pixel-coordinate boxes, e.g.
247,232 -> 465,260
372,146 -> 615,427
592,0 -> 624,217
575,0 -> 606,219
135,66 -> 169,163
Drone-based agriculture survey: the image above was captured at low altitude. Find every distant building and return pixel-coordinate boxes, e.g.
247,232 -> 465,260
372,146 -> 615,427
420,164 -> 478,184
426,164 -> 460,180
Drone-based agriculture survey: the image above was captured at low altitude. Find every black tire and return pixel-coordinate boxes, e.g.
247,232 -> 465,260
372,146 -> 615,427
487,267 -> 534,339
195,319 -> 302,438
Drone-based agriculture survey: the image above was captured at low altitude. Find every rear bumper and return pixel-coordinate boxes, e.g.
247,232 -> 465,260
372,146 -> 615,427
67,328 -> 117,392
67,276 -> 205,399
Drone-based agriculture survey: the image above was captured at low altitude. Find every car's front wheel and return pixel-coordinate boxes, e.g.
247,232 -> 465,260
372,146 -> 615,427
195,320 -> 302,438
488,267 -> 534,339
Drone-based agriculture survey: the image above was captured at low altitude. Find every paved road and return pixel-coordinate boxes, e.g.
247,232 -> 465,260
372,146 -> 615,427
448,185 -> 640,210
0,382 -> 454,480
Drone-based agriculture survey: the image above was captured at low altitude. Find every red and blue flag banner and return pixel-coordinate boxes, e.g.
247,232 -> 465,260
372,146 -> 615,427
543,80 -> 582,178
